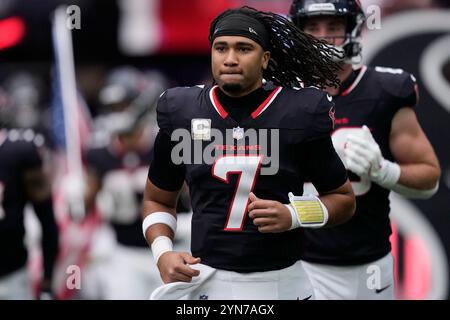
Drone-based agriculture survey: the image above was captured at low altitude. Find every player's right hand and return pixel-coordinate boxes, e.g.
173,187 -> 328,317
157,251 -> 201,284
248,192 -> 292,233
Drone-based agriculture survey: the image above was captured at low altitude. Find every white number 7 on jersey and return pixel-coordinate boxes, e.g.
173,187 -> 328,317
212,155 -> 263,231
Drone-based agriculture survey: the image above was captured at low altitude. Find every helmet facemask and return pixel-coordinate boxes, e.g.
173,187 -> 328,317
289,0 -> 365,64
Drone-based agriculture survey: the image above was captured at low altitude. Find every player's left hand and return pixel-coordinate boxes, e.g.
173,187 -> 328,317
345,125 -> 401,189
344,125 -> 383,179
248,192 -> 292,233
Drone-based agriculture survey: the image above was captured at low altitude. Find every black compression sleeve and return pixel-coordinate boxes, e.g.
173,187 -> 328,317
33,199 -> 59,281
148,131 -> 186,191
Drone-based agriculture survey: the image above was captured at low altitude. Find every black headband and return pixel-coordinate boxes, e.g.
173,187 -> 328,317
210,13 -> 270,50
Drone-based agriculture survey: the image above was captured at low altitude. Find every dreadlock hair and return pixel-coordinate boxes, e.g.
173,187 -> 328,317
209,6 -> 342,89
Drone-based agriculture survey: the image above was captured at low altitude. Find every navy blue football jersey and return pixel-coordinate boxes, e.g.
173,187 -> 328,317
87,140 -> 153,247
302,65 -> 419,265
0,128 -> 45,276
148,84 -> 348,272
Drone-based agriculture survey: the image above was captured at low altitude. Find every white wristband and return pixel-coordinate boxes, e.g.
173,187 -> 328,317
151,236 -> 173,264
286,204 -> 301,230
373,160 -> 439,199
372,159 -> 401,189
142,212 -> 177,241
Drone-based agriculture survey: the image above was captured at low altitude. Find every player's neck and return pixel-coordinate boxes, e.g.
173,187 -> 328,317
220,80 -> 264,98
216,85 -> 271,123
326,63 -> 353,96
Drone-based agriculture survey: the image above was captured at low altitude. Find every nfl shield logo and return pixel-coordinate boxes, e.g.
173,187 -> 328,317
233,127 -> 244,140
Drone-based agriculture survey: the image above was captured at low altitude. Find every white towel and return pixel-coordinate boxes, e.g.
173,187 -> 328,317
149,264 -> 216,300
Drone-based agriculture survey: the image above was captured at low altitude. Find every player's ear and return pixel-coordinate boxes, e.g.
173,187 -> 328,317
262,51 -> 270,70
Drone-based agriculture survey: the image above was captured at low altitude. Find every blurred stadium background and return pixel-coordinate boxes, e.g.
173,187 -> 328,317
0,0 -> 449,300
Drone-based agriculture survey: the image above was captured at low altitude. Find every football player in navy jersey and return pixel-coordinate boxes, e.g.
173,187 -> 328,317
0,91 -> 59,299
142,6 -> 355,300
79,67 -> 171,299
289,0 -> 441,299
